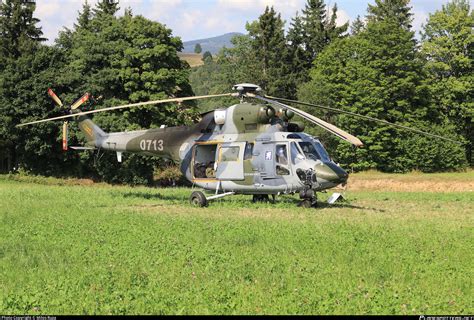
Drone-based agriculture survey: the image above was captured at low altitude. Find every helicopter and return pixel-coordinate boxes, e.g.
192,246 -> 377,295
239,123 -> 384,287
17,83 -> 459,208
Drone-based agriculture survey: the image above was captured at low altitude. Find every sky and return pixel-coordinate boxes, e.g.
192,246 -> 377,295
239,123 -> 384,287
34,0 -> 453,44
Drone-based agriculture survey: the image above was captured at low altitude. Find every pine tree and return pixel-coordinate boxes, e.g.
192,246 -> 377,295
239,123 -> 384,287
93,0 -> 120,17
287,12 -> 310,87
74,1 -> 92,30
367,0 -> 413,30
300,0 -> 348,67
301,0 -> 326,62
0,0 -> 45,59
325,4 -> 349,43
248,6 -> 291,97
350,15 -> 365,35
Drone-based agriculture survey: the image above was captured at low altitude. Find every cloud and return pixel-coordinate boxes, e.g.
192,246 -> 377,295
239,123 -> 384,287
35,0 -> 86,42
335,9 -> 350,27
145,0 -> 183,21
34,0 -> 442,44
216,0 -> 303,18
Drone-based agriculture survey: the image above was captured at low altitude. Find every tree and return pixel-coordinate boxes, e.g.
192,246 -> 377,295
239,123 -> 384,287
194,43 -> 202,54
367,0 -> 413,30
300,0 -> 348,66
0,0 -> 47,172
325,4 -> 349,43
202,51 -> 212,61
74,1 -> 92,31
301,0 -> 327,62
93,0 -> 119,17
351,15 -> 365,35
287,13 -> 309,88
0,0 -> 45,60
298,0 -> 466,172
53,10 -> 196,184
247,6 -> 292,97
421,0 -> 473,165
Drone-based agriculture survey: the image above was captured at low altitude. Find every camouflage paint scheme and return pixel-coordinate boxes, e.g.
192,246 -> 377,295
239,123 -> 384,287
76,102 -> 348,195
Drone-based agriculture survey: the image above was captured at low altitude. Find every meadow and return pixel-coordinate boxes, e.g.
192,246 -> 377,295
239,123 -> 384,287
177,53 -> 204,68
0,172 -> 472,315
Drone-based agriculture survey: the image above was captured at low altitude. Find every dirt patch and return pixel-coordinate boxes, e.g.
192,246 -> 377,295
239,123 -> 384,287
346,177 -> 474,192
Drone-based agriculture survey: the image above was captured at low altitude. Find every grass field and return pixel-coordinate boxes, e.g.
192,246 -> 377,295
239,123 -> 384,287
0,172 -> 472,315
178,53 -> 204,68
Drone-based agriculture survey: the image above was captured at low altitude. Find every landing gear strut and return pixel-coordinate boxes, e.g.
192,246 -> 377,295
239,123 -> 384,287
189,190 -> 236,207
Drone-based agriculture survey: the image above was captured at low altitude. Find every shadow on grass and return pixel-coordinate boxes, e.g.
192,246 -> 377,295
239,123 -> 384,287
120,191 -> 187,201
116,190 -> 386,212
316,201 -> 386,212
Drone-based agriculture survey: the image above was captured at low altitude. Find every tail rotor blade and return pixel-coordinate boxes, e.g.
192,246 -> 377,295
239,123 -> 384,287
48,88 -> 63,107
71,93 -> 90,110
62,121 -> 68,151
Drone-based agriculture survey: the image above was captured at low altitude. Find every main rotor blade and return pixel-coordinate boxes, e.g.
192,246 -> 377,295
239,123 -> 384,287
266,95 -> 463,145
253,94 -> 363,147
16,93 -> 233,127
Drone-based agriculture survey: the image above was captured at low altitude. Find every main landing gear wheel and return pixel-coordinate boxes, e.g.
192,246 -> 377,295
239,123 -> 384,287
252,194 -> 270,203
190,191 -> 208,207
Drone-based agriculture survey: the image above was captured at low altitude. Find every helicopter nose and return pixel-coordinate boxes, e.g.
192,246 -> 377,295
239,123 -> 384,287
316,162 -> 348,184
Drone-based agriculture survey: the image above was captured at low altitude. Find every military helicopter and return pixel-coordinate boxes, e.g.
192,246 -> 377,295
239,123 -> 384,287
17,83 -> 459,207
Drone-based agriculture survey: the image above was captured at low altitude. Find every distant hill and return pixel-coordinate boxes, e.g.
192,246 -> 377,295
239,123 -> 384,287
182,32 -> 243,55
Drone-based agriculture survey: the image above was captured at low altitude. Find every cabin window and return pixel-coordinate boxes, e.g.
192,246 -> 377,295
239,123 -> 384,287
244,143 -> 254,160
220,146 -> 240,162
276,144 -> 288,165
276,144 -> 290,175
290,142 -> 303,164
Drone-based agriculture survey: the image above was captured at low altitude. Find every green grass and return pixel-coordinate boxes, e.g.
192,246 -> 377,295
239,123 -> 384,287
0,174 -> 472,315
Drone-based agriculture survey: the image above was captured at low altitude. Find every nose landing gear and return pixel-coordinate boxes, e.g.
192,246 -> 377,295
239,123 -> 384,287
298,188 -> 317,208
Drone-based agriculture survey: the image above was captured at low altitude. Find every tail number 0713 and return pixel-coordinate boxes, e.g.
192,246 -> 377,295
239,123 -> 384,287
139,139 -> 164,151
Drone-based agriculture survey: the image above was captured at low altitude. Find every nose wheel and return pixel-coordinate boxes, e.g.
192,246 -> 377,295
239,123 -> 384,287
299,188 -> 317,208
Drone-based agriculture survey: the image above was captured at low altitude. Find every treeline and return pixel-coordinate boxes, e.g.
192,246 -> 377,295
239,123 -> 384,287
0,0 -> 472,186
0,0 -> 197,184
191,0 -> 473,172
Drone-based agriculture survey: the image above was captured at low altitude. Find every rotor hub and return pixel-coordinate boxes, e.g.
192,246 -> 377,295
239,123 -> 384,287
232,83 -> 262,97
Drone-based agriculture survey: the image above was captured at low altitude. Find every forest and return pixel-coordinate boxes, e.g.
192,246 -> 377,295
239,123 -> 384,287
0,0 -> 472,185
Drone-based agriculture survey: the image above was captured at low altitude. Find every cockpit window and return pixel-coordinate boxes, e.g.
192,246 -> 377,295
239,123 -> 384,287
298,141 -> 331,162
313,141 -> 331,162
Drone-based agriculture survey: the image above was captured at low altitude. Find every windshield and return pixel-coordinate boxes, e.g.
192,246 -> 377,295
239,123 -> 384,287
313,141 -> 331,162
298,141 -> 331,162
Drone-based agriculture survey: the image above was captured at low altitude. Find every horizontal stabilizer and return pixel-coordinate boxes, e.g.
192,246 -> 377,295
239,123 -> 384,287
70,146 -> 96,150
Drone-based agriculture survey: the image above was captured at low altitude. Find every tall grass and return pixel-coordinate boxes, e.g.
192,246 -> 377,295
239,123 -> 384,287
0,175 -> 472,314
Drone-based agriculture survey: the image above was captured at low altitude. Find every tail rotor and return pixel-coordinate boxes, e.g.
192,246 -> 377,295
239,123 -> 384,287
47,89 -> 91,151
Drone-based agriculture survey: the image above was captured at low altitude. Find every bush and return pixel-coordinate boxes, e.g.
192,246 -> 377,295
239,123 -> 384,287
153,163 -> 189,187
